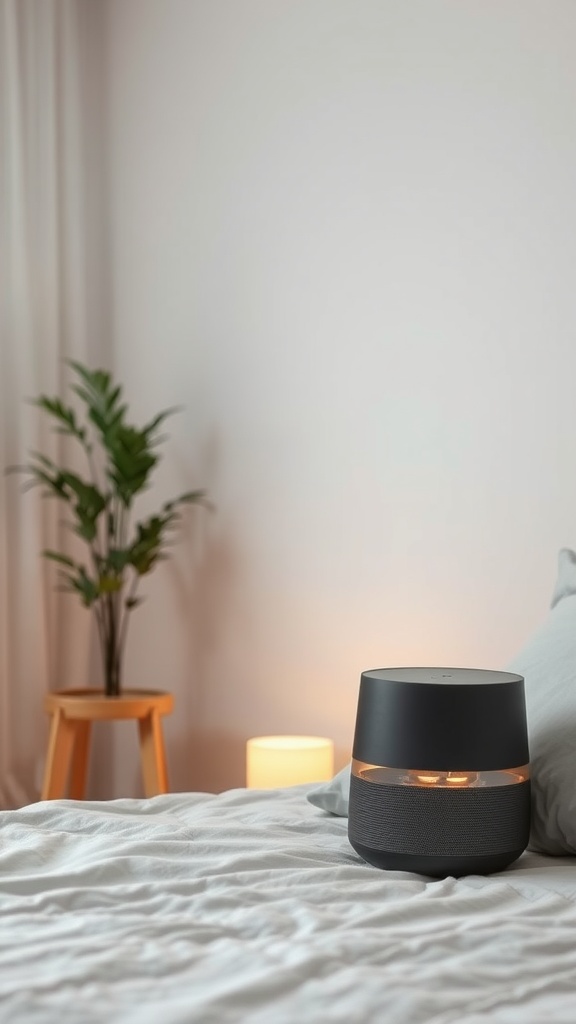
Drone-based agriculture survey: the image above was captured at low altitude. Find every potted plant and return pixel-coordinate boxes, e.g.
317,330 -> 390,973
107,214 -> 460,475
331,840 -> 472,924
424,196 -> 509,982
12,361 -> 209,697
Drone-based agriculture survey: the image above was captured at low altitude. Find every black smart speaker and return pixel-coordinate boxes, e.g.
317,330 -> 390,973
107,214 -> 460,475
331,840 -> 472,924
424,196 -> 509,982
348,667 -> 530,877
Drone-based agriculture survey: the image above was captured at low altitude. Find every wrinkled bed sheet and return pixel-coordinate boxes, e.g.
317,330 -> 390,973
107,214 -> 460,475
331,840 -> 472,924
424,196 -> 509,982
0,786 -> 575,1023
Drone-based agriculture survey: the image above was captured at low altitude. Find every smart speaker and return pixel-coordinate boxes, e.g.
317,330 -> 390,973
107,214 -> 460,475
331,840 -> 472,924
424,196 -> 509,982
348,667 -> 530,877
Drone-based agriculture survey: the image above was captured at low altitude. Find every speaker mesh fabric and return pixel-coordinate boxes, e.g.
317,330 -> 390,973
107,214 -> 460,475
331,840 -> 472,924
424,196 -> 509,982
348,774 -> 531,857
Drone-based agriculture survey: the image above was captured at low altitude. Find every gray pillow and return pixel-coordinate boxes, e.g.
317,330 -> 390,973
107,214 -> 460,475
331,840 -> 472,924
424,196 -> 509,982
307,548 -> 576,856
508,548 -> 576,854
307,764 -> 350,816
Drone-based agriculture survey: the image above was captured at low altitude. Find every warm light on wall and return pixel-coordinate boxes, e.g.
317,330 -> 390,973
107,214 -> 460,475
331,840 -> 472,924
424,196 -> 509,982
246,735 -> 334,789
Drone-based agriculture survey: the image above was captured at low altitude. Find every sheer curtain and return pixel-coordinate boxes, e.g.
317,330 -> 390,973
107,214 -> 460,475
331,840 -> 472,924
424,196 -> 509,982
0,0 -> 108,806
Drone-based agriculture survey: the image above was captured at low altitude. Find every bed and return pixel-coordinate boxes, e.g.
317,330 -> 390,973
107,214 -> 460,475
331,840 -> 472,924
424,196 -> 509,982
4,549 -> 576,1023
1,783 -> 576,1024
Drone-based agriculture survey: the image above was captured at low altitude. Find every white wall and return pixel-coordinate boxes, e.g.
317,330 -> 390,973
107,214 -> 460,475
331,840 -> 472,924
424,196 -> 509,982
102,0 -> 576,794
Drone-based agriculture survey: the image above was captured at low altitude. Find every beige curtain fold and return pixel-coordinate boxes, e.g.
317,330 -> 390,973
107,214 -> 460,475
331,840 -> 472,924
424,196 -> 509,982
0,0 -> 107,806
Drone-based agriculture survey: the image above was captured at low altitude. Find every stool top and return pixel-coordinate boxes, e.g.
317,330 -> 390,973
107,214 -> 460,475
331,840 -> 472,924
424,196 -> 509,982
45,688 -> 174,720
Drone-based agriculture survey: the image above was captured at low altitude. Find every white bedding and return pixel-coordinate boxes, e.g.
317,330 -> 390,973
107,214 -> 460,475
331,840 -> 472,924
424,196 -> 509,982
1,787 -> 575,1024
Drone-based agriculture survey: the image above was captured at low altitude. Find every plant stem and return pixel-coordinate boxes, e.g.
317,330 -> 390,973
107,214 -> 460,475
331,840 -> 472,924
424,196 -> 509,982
102,591 -> 121,696
117,572 -> 139,669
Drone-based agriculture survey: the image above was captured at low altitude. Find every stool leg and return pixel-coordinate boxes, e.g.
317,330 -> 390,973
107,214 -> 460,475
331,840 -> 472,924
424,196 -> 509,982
138,710 -> 169,797
69,720 -> 92,800
41,710 -> 76,800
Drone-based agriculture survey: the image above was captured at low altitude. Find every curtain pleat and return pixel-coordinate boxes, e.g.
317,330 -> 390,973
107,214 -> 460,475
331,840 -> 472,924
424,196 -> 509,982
0,0 -> 104,806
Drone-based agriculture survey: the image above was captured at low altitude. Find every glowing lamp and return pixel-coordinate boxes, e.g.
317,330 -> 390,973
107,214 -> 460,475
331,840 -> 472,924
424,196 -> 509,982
246,735 -> 334,789
348,668 -> 530,877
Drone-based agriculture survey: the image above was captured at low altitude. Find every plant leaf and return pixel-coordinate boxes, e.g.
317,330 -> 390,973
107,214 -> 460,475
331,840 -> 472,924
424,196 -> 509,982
97,575 -> 123,595
11,360 -> 211,632
142,407 -> 181,439
42,550 -> 77,568
32,396 -> 86,443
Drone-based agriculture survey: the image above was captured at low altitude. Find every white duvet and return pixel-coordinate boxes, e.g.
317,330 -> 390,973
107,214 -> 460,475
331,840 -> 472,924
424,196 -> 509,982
0,787 -> 575,1023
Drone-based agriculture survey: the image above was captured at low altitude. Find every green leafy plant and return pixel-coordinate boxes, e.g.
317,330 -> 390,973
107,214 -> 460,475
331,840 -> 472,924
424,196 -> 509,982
11,362 -> 208,696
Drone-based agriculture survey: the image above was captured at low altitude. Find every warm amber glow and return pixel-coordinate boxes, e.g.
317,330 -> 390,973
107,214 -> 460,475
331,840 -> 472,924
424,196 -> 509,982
352,760 -> 530,789
415,772 -> 442,786
246,735 -> 334,789
505,766 -> 530,783
445,772 -> 477,787
409,769 -> 479,787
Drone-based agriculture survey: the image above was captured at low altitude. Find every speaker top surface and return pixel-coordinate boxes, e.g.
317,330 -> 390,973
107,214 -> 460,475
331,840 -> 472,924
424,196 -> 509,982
361,667 -> 523,687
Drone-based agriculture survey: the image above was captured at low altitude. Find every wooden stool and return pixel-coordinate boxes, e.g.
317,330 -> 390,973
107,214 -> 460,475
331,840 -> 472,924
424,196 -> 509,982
41,689 -> 174,801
